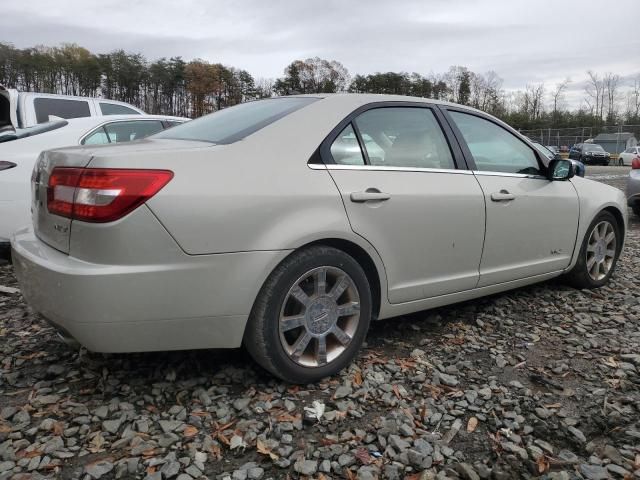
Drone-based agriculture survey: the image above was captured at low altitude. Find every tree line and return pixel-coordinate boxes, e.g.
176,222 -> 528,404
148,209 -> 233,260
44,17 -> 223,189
1,42 -> 639,129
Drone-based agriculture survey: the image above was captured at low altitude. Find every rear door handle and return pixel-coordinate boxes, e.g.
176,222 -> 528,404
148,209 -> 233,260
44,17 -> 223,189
490,190 -> 515,202
350,190 -> 391,202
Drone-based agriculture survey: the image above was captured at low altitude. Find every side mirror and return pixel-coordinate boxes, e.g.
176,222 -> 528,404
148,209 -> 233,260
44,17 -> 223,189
570,160 -> 585,177
548,159 -> 575,181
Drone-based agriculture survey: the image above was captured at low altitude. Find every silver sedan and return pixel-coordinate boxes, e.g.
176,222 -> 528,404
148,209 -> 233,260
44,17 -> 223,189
11,94 -> 627,383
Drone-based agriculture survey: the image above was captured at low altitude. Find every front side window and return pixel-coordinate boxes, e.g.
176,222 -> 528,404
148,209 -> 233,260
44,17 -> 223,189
154,97 -> 318,144
103,120 -> 164,143
100,102 -> 140,115
34,98 -> 90,123
353,107 -> 455,169
449,111 -> 541,175
330,124 -> 365,165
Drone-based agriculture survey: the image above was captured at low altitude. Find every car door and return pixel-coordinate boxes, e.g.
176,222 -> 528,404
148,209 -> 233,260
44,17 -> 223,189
444,109 -> 579,287
323,104 -> 486,303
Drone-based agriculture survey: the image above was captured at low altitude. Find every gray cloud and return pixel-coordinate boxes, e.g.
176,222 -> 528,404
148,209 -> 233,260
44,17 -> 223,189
2,0 -> 639,106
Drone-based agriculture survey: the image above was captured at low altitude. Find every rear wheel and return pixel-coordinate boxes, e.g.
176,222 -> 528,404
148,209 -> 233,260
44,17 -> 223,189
563,211 -> 621,289
244,246 -> 372,383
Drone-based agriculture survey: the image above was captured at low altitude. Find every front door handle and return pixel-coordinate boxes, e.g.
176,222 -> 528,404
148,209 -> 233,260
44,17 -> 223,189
350,190 -> 391,202
490,190 -> 515,202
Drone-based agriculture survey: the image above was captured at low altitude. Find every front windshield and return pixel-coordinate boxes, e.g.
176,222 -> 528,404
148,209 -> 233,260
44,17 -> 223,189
154,97 -> 319,144
584,144 -> 605,152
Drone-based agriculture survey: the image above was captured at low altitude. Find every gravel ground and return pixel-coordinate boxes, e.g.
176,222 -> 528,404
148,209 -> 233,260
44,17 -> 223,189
0,168 -> 638,480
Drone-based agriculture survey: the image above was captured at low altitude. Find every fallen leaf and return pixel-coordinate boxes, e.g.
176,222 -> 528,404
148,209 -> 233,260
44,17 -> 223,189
355,447 -> 371,465
52,421 -> 64,436
256,438 -> 279,460
182,425 -> 198,437
345,468 -> 357,480
353,370 -> 363,386
392,384 -> 402,399
467,417 -> 478,433
536,455 -> 549,473
88,432 -> 105,453
209,444 -> 222,460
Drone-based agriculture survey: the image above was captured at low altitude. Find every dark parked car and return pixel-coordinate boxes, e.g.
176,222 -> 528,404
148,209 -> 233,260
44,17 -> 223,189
569,143 -> 610,165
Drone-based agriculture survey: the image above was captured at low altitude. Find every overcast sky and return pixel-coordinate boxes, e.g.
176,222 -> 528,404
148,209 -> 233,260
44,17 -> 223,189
3,0 -> 639,106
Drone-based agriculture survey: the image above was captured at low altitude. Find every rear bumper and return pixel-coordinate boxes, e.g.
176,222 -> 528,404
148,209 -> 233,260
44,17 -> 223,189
11,228 -> 290,353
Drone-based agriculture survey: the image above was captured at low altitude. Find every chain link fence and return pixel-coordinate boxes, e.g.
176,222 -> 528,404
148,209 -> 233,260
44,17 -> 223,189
520,124 -> 640,156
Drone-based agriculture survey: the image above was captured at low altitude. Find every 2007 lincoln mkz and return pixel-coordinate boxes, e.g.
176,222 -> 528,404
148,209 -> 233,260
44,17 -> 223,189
12,94 -> 627,383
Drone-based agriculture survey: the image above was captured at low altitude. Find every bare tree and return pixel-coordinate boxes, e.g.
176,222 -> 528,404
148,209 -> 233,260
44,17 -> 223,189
522,83 -> 545,120
585,71 -> 605,123
551,78 -> 570,122
625,76 -> 640,122
603,73 -> 620,123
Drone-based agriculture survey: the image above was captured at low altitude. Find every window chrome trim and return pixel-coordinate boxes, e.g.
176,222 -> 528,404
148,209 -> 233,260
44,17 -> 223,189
472,170 -> 547,180
308,163 -> 473,174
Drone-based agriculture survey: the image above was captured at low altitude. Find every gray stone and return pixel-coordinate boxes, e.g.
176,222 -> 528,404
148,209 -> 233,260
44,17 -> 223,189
455,462 -> 480,480
160,460 -> 181,478
334,385 -> 353,399
567,426 -> 587,443
294,459 -> 318,476
102,418 -> 123,434
578,464 -> 609,480
85,459 -> 115,479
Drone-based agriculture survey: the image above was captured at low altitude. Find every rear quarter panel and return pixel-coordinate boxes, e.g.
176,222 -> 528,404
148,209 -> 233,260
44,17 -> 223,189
87,98 -> 369,255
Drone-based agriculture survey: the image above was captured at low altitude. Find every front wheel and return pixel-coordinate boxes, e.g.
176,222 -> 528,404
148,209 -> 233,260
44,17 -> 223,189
244,246 -> 372,383
563,211 -> 622,289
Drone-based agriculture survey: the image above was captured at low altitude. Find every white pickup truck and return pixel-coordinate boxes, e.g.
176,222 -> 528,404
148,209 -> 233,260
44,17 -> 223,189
0,85 -> 145,130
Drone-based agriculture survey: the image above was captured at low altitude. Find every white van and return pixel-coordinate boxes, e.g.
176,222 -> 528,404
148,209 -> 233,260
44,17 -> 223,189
0,85 -> 145,130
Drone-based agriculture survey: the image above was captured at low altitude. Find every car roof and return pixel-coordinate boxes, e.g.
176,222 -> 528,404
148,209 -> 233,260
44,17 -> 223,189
288,92 -> 482,111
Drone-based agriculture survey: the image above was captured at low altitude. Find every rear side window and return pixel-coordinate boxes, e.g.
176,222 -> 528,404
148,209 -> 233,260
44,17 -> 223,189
354,107 -> 455,169
330,124 -> 365,165
34,98 -> 90,123
100,102 -> 140,115
104,120 -> 164,143
81,120 -> 164,145
154,97 -> 318,144
82,127 -> 110,145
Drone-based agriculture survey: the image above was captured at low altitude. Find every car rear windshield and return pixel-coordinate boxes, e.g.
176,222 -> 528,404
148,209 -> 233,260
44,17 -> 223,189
153,97 -> 319,144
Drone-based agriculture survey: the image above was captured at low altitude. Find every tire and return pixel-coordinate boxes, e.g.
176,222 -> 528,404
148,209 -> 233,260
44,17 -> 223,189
633,205 -> 640,218
244,245 -> 372,383
563,211 -> 622,289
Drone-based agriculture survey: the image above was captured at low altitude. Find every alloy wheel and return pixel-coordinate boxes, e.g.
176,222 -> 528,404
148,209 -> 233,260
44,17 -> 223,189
586,221 -> 617,281
279,266 -> 360,367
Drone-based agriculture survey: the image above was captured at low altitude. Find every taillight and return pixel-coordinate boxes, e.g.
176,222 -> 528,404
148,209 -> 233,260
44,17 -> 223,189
47,168 -> 173,223
632,158 -> 640,170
